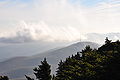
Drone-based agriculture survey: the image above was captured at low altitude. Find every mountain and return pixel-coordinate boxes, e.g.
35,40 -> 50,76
0,32 -> 120,62
0,42 -> 99,80
0,41 -> 68,62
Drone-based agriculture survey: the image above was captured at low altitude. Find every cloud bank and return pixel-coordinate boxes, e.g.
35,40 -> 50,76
0,21 -> 120,44
0,0 -> 120,43
0,21 -> 84,43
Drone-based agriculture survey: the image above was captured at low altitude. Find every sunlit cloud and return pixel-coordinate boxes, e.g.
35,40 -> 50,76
0,0 -> 120,43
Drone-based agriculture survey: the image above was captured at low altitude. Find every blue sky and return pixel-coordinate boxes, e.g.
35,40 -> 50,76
0,0 -> 109,7
31,0 -> 105,6
79,0 -> 106,6
69,0 -> 105,6
21,0 -> 110,7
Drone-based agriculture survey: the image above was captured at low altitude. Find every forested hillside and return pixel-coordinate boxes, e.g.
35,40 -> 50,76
55,38 -> 120,80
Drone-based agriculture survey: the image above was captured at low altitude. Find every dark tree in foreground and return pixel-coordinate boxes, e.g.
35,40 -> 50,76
56,38 -> 120,80
97,39 -> 120,80
0,76 -> 9,80
26,58 -> 52,80
56,47 -> 103,80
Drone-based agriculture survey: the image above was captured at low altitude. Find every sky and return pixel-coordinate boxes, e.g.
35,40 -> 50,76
0,0 -> 120,43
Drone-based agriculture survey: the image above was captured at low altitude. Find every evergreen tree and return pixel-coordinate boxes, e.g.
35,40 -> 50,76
81,45 -> 93,54
33,58 -> 52,80
57,39 -> 120,80
56,41 -> 120,80
25,58 -> 52,80
97,40 -> 120,80
105,37 -> 112,44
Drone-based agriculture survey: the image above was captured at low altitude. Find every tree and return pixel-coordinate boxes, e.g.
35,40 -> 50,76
56,40 -> 120,80
33,58 -> 52,80
105,37 -> 111,44
81,45 -> 93,54
56,39 -> 120,80
26,58 -> 52,80
97,40 -> 120,80
56,48 -> 102,80
0,76 -> 9,80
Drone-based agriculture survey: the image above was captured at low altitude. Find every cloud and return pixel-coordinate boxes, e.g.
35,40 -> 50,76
0,21 -> 84,43
0,0 -> 120,43
1,21 -> 120,44
0,21 -> 120,44
84,33 -> 120,44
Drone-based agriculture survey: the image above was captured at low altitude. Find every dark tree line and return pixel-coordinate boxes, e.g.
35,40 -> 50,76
55,38 -> 120,80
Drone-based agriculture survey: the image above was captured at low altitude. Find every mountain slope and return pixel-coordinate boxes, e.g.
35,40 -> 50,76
0,42 -> 67,62
0,42 -> 99,79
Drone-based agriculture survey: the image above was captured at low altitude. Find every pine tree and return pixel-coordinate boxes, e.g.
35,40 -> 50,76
33,58 -> 52,80
81,45 -> 93,54
56,60 -> 64,80
56,46 -> 105,80
105,37 -> 111,44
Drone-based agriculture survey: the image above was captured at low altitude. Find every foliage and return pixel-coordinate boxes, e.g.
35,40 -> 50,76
56,38 -> 120,80
25,38 -> 120,80
26,58 -> 52,80
0,76 -> 9,80
25,75 -> 34,80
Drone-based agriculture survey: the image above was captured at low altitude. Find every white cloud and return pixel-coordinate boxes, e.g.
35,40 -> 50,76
0,21 -> 84,43
85,33 -> 120,44
0,0 -> 120,43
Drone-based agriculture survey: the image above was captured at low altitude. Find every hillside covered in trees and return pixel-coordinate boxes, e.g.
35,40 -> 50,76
1,38 -> 120,80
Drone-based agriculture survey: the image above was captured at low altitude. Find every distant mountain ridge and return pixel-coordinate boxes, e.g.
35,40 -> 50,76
0,41 -> 99,80
0,32 -> 120,62
0,42 -> 68,62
